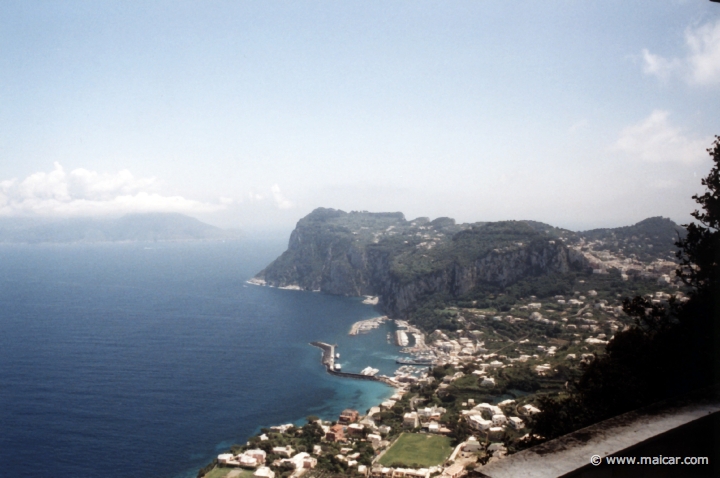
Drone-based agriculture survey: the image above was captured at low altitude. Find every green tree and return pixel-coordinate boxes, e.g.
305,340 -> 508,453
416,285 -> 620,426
527,136 -> 720,442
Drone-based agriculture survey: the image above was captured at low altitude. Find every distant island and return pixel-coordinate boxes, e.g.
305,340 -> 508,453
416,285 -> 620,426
0,213 -> 241,244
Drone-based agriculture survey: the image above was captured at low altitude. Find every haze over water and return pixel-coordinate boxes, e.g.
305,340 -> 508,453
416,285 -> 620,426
0,240 -> 397,478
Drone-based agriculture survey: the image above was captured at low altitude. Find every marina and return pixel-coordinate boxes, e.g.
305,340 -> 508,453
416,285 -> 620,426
349,315 -> 387,335
396,357 -> 436,366
309,341 -> 399,387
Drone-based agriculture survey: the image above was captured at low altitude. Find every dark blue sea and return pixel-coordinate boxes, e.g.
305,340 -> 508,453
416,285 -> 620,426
0,240 -> 400,477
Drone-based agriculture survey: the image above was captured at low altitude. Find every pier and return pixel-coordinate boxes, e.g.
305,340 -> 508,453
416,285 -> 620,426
309,342 -> 399,388
348,316 -> 387,335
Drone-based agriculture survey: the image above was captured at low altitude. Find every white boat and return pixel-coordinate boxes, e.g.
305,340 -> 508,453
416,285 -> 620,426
334,364 -> 342,371
335,353 -> 340,359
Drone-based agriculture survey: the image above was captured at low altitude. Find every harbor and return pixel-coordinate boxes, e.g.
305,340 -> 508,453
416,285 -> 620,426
348,315 -> 387,335
309,342 -> 399,387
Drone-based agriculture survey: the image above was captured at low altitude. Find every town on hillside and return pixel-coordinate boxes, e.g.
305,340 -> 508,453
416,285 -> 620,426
201,263 -> 684,478
200,214 -> 691,478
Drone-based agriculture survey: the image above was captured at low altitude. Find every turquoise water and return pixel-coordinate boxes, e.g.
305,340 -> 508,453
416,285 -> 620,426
0,241 -> 398,478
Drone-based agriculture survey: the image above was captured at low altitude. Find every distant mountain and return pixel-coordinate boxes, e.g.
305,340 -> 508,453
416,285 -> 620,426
0,213 -> 240,244
577,216 -> 686,262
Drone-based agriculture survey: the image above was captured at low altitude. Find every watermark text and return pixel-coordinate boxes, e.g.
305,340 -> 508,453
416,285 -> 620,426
591,454 -> 709,466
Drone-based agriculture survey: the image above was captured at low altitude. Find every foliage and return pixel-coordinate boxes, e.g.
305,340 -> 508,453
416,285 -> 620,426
676,136 -> 720,294
527,136 -> 720,443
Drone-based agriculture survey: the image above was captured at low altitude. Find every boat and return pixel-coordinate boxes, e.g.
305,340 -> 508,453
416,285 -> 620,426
334,364 -> 342,371
360,366 -> 379,376
335,353 -> 340,359
396,357 -> 435,365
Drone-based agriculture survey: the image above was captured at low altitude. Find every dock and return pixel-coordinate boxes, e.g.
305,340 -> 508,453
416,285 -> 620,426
348,316 -> 387,335
309,342 -> 399,388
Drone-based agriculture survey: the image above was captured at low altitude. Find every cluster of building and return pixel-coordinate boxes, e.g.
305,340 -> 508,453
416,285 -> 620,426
218,449 -> 267,468
216,443 -> 318,478
402,405 -> 450,434
212,354 -> 545,478
461,400 -> 531,439
217,449 -> 276,478
370,466 -> 434,478
570,238 -> 680,284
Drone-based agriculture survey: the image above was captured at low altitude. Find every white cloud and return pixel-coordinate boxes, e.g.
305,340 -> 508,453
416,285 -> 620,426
0,163 -> 226,217
641,49 -> 681,79
271,184 -> 294,209
613,110 -> 710,163
642,19 -> 720,85
686,19 -> 720,85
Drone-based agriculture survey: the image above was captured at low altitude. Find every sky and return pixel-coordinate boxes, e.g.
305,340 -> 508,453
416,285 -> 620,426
0,1 -> 719,233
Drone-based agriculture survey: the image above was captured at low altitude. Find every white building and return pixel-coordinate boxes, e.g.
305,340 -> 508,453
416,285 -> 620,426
468,415 -> 492,431
508,417 -> 525,430
441,463 -> 465,478
392,468 -> 430,478
367,433 -> 382,446
492,414 -> 507,426
488,427 -> 504,439
272,445 -> 294,458
417,406 -> 446,419
254,467 -> 275,478
284,452 -> 317,470
403,412 -> 419,428
463,436 -> 481,452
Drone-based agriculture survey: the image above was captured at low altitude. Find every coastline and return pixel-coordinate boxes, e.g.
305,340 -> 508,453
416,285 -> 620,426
197,285 -> 401,477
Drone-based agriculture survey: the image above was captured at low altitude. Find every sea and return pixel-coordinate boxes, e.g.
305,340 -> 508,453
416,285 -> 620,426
0,239 -> 403,478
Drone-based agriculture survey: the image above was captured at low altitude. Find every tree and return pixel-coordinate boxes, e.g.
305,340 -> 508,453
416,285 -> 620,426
526,135 -> 720,443
676,135 -> 720,294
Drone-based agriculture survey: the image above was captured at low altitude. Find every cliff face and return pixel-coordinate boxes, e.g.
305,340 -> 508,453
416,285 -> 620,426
256,208 -> 405,295
256,208 -> 588,317
377,240 -> 581,316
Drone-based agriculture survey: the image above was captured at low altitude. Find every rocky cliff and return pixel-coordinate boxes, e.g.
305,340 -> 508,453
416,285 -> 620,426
255,208 -> 589,317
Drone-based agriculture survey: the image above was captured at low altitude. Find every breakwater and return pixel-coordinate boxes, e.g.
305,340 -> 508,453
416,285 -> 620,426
309,342 -> 399,388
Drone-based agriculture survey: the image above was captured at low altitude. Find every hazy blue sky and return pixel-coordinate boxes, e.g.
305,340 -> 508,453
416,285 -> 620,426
1,1 -> 718,232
